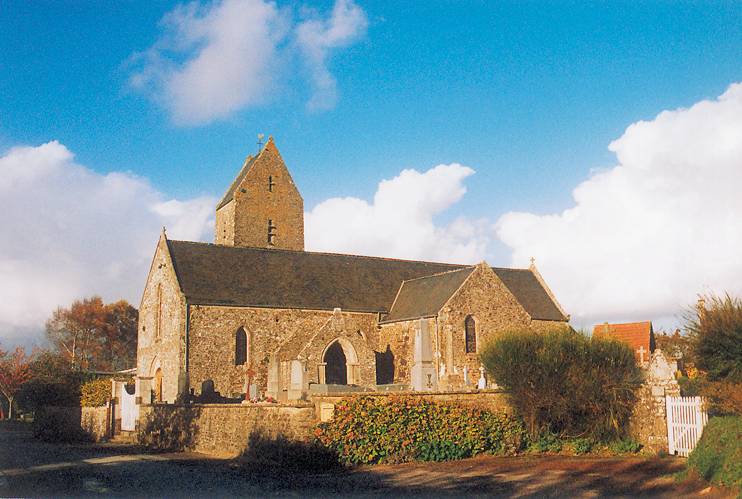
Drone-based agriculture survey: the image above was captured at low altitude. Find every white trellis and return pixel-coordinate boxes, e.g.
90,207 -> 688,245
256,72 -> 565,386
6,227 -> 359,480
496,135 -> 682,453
666,396 -> 708,457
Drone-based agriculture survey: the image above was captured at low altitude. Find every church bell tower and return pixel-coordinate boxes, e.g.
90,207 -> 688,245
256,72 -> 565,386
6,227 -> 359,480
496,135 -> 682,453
215,137 -> 304,251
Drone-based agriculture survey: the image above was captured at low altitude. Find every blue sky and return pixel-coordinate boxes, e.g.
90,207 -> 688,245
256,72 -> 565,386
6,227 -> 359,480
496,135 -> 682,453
3,0 -> 742,348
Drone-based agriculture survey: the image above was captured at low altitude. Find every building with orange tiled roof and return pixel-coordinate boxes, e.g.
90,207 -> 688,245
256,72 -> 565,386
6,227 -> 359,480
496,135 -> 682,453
593,321 -> 656,363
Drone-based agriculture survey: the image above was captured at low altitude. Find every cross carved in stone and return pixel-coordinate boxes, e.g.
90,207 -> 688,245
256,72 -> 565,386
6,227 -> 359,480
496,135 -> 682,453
637,345 -> 647,363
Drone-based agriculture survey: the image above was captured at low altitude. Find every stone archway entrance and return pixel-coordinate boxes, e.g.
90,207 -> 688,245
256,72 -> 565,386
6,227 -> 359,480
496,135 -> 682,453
324,342 -> 347,385
320,338 -> 360,385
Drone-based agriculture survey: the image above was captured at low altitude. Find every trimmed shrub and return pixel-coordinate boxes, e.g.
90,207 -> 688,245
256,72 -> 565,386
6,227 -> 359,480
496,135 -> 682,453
687,416 -> 742,490
80,377 -> 111,407
479,327 -> 643,442
314,395 -> 525,465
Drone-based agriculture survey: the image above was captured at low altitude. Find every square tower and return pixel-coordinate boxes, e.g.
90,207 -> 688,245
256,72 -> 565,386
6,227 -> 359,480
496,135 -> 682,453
215,137 -> 304,250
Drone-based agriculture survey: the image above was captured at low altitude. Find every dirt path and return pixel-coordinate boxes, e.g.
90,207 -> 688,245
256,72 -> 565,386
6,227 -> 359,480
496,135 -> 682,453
0,423 -> 735,498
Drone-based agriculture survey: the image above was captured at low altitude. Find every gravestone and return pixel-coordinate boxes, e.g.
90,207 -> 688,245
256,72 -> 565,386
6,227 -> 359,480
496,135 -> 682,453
411,319 -> 438,392
288,359 -> 308,401
249,383 -> 259,400
266,353 -> 283,400
477,366 -> 487,389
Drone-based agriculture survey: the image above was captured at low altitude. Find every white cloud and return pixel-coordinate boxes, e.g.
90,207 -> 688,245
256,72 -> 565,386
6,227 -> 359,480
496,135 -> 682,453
296,0 -> 368,109
495,82 -> 742,330
305,163 -> 489,263
129,0 -> 367,124
0,142 -> 216,347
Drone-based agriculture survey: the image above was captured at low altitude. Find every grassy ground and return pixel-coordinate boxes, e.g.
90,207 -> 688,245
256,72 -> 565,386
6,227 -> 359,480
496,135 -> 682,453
680,416 -> 742,496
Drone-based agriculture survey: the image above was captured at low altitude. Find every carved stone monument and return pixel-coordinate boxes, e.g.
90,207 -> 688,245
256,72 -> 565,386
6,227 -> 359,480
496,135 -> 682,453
411,319 -> 438,392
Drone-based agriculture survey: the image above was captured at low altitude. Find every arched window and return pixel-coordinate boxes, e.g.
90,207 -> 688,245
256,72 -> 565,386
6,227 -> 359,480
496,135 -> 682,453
235,327 -> 248,366
465,315 -> 476,354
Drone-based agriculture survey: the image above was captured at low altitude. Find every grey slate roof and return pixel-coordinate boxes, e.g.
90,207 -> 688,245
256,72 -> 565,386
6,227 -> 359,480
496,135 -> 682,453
165,240 -> 568,322
166,240 -> 468,313
492,268 -> 567,321
382,267 -> 477,323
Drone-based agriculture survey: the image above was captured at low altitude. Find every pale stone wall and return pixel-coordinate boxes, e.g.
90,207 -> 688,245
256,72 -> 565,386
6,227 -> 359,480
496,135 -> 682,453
138,403 -> 315,456
631,350 -> 681,454
187,306 -> 379,397
137,234 -> 186,403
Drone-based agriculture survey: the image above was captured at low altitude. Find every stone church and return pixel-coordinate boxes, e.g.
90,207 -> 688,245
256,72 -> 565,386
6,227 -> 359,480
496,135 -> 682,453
136,137 -> 570,403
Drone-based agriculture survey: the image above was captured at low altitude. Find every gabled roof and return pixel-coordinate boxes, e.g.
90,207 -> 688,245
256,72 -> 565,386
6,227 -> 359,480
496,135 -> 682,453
593,321 -> 655,360
166,240 -> 468,313
493,268 -> 569,321
381,267 -> 477,323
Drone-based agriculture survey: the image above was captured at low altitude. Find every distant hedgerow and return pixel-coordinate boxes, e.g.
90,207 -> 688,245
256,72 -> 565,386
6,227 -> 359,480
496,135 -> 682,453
314,395 -> 524,465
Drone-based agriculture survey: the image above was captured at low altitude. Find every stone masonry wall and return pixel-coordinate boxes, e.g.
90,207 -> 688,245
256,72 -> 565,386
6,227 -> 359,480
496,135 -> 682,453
438,264 -> 533,382
188,306 -> 379,397
137,234 -> 186,403
378,317 -> 436,384
214,199 -> 236,245
630,350 -> 681,454
231,139 -> 304,251
138,403 -> 315,456
377,264 -> 567,388
35,406 -> 110,442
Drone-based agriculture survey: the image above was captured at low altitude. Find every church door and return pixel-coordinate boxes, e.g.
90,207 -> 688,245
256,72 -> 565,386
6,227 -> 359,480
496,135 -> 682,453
323,341 -> 347,385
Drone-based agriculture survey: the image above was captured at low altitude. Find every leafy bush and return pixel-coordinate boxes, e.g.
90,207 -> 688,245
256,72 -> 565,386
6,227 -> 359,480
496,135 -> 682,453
685,293 -> 742,382
530,432 -> 562,454
417,440 -> 471,462
611,438 -> 641,454
687,416 -> 742,490
80,377 -> 111,407
479,327 -> 643,442
314,395 -> 525,465
571,438 -> 592,455
679,376 -> 742,416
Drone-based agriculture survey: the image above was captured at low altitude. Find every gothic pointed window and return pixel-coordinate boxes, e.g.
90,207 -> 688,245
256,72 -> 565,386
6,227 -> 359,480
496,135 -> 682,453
235,327 -> 247,366
465,315 -> 476,354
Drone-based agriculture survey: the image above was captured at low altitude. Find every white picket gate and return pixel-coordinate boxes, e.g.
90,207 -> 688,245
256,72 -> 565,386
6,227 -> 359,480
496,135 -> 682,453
666,395 -> 708,457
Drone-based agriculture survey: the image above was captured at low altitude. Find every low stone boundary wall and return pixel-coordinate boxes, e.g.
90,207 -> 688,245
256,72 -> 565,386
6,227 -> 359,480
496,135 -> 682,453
35,406 -> 110,442
138,403 -> 315,456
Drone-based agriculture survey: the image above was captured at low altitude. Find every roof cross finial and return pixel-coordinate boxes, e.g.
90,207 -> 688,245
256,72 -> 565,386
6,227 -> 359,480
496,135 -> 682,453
257,134 -> 264,153
530,257 -> 535,265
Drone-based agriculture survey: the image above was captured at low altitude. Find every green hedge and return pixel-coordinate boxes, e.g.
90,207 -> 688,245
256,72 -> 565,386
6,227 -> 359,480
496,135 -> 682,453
314,395 -> 525,465
687,416 -> 742,490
